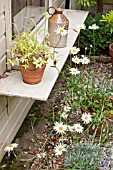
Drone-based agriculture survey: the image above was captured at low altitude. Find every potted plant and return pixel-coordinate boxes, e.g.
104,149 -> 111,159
7,12 -> 55,85
7,30 -> 54,85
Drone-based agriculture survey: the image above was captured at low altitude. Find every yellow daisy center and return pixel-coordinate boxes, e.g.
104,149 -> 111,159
84,59 -> 87,62
40,153 -> 44,157
58,147 -> 63,151
8,144 -> 13,147
59,126 -> 63,130
85,116 -> 88,120
75,59 -> 78,62
60,29 -> 64,32
73,50 -> 77,53
77,126 -> 80,130
74,70 -> 77,73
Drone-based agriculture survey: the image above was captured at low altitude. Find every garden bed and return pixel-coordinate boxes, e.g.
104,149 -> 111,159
0,60 -> 113,170
1,9 -> 113,170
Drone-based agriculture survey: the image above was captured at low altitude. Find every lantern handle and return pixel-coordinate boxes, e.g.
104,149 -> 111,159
47,6 -> 56,16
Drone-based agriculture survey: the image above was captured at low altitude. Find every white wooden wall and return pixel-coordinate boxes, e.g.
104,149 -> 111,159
0,0 -> 65,162
0,0 -> 7,74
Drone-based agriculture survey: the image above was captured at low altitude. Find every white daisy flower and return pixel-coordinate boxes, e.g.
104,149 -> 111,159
77,23 -> 86,30
88,24 -> 99,30
81,112 -> 92,124
61,112 -> 68,119
90,44 -> 92,48
81,57 -> 90,64
37,152 -> 46,159
53,122 -> 67,134
54,25 -> 68,36
72,56 -> 80,64
73,123 -> 83,133
81,55 -> 85,58
4,143 -> 18,152
70,47 -> 80,55
54,143 -> 66,156
64,105 -> 71,112
66,125 -> 74,132
70,68 -> 80,75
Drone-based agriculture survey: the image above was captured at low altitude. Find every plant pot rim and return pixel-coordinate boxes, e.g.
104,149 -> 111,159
109,43 -> 113,52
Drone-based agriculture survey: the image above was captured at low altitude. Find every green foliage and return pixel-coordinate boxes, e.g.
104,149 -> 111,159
7,12 -> 53,69
80,12 -> 113,55
59,63 -> 113,142
64,142 -> 102,169
77,0 -> 96,8
101,10 -> 113,33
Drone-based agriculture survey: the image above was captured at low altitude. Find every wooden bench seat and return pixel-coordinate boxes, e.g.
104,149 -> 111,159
0,9 -> 88,101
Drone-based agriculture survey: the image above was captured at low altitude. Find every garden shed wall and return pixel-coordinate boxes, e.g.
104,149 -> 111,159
0,0 -> 66,162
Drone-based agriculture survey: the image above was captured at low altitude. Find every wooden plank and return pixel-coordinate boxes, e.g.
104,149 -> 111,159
0,97 -> 28,135
4,0 -> 12,70
8,96 -> 22,114
0,98 -> 33,138
0,97 -> 23,132
69,0 -> 81,9
0,36 -> 6,58
12,0 -> 27,17
13,6 -> 45,34
0,99 -> 34,162
0,96 -> 7,115
0,0 -> 4,14
0,55 -> 6,75
0,14 -> 5,37
59,1 -> 65,8
27,0 -> 40,6
53,0 -> 64,8
0,10 -> 88,101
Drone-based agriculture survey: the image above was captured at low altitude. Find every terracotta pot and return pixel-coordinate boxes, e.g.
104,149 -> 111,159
109,43 -> 113,75
20,64 -> 46,85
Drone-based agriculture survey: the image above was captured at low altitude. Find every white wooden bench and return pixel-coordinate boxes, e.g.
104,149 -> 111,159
0,10 -> 88,101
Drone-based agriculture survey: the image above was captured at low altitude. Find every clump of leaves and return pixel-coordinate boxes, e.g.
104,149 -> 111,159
64,142 -> 103,170
101,10 -> 113,33
77,0 -> 96,8
80,12 -> 113,55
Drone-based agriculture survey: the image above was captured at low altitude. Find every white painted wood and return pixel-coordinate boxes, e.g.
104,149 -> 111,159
4,0 -> 12,70
0,0 -> 4,14
59,1 -> 65,8
0,97 -> 25,133
53,0 -> 64,8
0,55 -> 6,74
0,98 -> 34,162
0,97 -> 22,134
13,6 -> 46,34
0,10 -> 88,101
70,0 -> 81,9
0,14 -> 5,37
0,36 -> 6,58
0,96 -> 7,115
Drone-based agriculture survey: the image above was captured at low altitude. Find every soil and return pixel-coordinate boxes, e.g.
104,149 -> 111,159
0,59 -> 113,170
